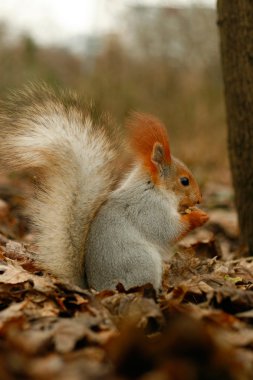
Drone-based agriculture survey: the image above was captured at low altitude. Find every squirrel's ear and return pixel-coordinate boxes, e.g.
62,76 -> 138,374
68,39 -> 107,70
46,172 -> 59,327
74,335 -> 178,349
151,142 -> 169,176
127,112 -> 171,181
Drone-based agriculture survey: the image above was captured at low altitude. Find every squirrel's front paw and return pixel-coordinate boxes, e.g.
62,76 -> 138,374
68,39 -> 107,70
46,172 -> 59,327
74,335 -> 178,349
182,207 -> 209,230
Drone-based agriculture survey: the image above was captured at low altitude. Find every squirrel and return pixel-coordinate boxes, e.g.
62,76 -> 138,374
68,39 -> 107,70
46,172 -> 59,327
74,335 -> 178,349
0,84 -> 208,291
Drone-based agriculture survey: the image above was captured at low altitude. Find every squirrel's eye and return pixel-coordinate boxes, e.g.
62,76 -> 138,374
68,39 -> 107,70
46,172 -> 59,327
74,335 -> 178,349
180,177 -> 189,186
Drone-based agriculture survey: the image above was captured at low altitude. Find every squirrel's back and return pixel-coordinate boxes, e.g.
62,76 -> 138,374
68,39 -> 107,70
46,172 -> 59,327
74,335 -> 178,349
0,84 -> 120,286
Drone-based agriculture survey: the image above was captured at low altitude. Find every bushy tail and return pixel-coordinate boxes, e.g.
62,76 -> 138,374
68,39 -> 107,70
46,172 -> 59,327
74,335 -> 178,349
0,85 -> 120,286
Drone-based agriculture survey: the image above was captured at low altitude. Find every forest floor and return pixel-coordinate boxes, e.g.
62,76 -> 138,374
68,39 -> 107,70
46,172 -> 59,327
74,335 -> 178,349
0,176 -> 252,380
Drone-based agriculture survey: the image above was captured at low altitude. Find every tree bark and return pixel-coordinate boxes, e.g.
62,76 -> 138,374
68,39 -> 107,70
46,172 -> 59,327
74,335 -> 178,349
217,0 -> 253,254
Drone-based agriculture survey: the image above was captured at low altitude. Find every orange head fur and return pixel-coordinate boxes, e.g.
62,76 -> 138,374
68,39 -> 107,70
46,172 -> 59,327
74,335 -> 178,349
126,112 -> 171,182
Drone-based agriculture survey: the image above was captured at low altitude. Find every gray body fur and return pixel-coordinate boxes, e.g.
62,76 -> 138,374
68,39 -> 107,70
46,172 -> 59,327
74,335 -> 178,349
85,167 -> 183,291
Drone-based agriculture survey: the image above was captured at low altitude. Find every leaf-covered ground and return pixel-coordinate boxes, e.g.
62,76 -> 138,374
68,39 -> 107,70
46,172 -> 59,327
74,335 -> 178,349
0,178 -> 252,380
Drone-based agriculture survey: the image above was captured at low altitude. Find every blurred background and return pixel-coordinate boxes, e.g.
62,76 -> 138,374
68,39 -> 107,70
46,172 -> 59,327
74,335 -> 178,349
0,0 -> 228,185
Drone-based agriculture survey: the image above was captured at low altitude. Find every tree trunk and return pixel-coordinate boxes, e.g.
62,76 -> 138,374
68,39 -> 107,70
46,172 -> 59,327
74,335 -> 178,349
217,0 -> 253,254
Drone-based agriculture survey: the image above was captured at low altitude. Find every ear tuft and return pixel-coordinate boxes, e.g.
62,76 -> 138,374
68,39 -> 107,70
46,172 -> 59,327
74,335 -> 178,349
126,112 -> 171,180
152,142 -> 165,166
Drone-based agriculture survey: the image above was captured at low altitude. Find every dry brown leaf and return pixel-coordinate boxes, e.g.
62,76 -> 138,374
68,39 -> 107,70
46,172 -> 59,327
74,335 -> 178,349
0,260 -> 56,294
